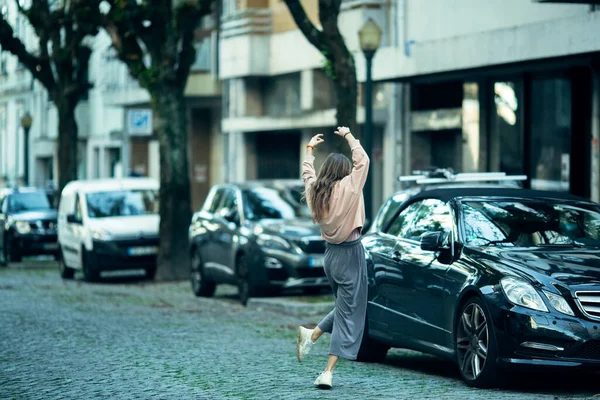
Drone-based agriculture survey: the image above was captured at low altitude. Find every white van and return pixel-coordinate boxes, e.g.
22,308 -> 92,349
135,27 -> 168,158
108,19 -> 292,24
57,178 -> 160,281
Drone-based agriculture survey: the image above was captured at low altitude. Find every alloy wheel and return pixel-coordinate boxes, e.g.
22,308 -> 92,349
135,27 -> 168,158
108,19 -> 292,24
456,303 -> 489,380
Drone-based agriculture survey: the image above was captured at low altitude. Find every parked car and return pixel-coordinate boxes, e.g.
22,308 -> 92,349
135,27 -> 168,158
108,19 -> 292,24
369,169 -> 526,233
0,187 -> 59,264
358,186 -> 600,387
189,180 -> 329,305
57,178 -> 160,281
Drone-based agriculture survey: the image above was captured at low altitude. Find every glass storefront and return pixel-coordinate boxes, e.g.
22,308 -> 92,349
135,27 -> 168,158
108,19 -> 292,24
530,77 -> 572,192
490,80 -> 524,176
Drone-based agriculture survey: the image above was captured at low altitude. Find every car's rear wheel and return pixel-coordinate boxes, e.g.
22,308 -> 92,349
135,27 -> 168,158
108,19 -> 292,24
58,250 -> 75,279
81,248 -> 100,282
190,249 -> 215,297
237,255 -> 255,306
356,315 -> 390,363
456,296 -> 499,388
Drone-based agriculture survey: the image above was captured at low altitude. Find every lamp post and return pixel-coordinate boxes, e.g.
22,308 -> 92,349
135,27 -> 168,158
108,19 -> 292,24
20,112 -> 33,186
358,18 -> 382,223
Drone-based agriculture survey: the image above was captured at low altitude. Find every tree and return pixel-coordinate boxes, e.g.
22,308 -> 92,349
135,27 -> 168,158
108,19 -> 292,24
0,0 -> 102,197
103,0 -> 214,281
283,0 -> 357,151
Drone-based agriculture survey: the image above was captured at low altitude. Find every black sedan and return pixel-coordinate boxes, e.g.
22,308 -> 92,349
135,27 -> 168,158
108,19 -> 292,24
358,187 -> 600,387
0,188 -> 59,264
189,181 -> 328,305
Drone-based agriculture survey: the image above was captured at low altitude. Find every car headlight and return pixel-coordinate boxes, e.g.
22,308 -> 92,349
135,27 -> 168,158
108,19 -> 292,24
15,221 -> 31,234
91,228 -> 112,241
256,234 -> 291,251
543,290 -> 575,316
500,277 -> 549,312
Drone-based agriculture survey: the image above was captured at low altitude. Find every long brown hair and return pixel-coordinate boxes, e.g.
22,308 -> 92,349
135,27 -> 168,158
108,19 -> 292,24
306,153 -> 352,223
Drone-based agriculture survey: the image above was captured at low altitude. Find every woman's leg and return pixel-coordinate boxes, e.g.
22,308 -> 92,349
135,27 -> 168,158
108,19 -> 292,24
325,355 -> 339,372
311,326 -> 324,343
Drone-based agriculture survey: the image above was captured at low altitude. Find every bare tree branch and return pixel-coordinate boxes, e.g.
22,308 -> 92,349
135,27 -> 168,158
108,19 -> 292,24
283,0 -> 326,51
0,16 -> 55,91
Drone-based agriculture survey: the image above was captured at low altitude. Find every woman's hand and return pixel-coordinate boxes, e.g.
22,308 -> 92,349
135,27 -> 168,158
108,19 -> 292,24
308,134 -> 325,148
334,126 -> 350,137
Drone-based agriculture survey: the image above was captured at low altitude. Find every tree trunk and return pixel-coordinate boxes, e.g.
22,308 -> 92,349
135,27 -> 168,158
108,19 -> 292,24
56,102 -> 79,204
151,87 -> 192,281
328,43 -> 357,155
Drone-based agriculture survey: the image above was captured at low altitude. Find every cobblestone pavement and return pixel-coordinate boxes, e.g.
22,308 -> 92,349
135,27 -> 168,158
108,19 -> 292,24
1,261 -> 599,400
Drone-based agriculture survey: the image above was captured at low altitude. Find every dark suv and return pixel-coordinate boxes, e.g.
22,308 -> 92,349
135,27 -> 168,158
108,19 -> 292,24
189,180 -> 329,305
0,188 -> 59,264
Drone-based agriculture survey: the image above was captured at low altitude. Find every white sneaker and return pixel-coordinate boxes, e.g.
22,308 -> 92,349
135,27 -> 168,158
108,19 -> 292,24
296,326 -> 314,363
314,371 -> 333,389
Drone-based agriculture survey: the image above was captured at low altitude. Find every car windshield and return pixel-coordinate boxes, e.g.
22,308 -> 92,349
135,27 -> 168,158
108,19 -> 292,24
243,186 -> 311,221
461,199 -> 600,248
9,192 -> 51,212
86,190 -> 159,218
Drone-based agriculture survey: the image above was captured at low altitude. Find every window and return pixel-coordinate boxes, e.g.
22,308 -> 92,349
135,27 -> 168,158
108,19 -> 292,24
385,202 -> 422,238
8,192 -> 51,213
0,196 -> 7,214
373,193 -> 410,232
403,199 -> 452,241
74,195 -> 83,221
85,190 -> 158,218
217,189 -> 238,218
462,200 -> 600,248
243,186 -> 310,221
207,188 -> 225,213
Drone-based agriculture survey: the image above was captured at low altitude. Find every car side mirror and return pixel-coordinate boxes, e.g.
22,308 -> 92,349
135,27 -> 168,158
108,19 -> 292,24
66,214 -> 81,224
420,231 -> 446,252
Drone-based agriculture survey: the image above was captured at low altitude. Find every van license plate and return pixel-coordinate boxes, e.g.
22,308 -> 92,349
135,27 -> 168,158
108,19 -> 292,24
128,246 -> 158,256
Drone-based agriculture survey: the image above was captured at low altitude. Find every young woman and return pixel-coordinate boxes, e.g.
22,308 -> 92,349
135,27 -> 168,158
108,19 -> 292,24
296,126 -> 370,390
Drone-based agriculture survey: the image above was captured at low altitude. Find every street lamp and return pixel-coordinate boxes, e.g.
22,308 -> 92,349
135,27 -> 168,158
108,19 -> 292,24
358,18 -> 382,224
20,112 -> 33,186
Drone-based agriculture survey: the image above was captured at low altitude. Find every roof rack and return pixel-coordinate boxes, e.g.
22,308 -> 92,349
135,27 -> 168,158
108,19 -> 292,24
399,169 -> 527,185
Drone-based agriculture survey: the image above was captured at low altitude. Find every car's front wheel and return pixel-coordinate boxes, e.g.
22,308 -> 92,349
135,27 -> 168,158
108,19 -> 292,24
58,250 -> 75,279
5,235 -> 21,263
190,249 -> 216,297
456,296 -> 499,388
237,255 -> 256,306
81,248 -> 100,282
356,315 -> 390,363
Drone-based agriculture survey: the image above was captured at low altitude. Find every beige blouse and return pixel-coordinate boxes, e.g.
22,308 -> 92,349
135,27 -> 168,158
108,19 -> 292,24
302,139 -> 370,244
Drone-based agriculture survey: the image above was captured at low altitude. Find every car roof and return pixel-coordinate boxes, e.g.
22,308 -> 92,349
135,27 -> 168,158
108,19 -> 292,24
229,179 -> 304,190
408,186 -> 592,204
63,178 -> 159,194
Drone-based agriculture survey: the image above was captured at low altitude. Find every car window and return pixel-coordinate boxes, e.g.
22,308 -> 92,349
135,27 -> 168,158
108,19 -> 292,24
86,190 -> 158,218
0,196 -> 6,214
7,192 -> 51,213
207,189 -> 225,214
218,189 -> 238,218
74,195 -> 83,221
374,193 -> 410,232
384,202 -> 423,237
403,199 -> 453,241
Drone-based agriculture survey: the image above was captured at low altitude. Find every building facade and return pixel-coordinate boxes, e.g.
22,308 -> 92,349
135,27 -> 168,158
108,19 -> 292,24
219,0 -> 600,214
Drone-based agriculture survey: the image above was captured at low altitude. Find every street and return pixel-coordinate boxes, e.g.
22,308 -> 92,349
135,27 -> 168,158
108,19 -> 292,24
1,261 -> 599,400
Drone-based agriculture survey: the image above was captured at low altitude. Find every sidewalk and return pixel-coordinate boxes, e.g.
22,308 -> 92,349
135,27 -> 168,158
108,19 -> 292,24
247,295 -> 334,317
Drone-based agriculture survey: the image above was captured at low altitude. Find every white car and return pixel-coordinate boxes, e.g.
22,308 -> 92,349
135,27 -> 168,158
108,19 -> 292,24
57,178 -> 160,281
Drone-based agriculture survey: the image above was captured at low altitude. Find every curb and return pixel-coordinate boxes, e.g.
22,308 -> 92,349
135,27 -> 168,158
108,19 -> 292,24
247,297 -> 334,317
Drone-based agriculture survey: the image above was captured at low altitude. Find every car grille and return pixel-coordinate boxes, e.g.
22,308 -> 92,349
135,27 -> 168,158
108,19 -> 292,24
564,341 -> 600,361
575,291 -> 600,321
295,240 -> 326,254
28,220 -> 57,231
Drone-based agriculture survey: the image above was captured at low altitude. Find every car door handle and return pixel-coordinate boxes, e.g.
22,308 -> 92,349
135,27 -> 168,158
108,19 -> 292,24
392,250 -> 402,262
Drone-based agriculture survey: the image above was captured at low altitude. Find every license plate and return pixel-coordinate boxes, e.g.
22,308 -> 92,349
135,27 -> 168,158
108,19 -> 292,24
308,257 -> 324,267
128,246 -> 158,256
43,243 -> 58,250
